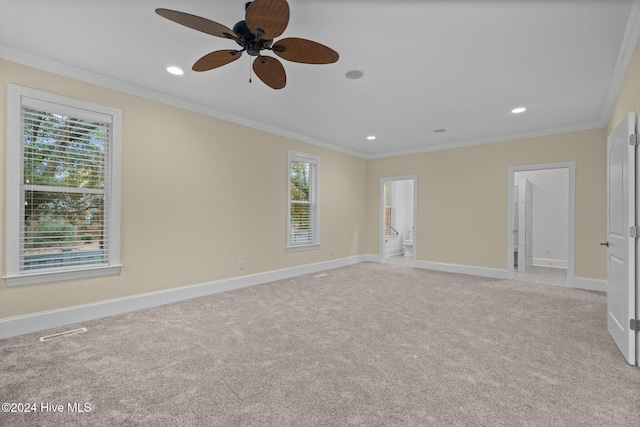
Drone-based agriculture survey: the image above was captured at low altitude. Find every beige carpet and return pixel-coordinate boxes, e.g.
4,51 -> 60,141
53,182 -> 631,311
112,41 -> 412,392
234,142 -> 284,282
1,263 -> 639,426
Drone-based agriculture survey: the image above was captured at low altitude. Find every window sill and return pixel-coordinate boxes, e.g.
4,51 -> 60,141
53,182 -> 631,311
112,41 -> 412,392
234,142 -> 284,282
286,243 -> 320,253
4,265 -> 122,287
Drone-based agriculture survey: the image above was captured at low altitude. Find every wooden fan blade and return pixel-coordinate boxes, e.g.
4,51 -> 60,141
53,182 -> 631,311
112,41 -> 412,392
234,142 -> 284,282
272,37 -> 339,64
245,0 -> 290,40
193,50 -> 242,72
253,56 -> 286,89
156,9 -> 237,40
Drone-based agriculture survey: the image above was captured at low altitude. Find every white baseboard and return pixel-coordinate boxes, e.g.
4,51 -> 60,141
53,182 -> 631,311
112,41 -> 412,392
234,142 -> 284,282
416,261 -> 607,293
415,260 -> 510,280
0,256 -> 608,340
533,258 -> 568,269
384,248 -> 404,257
0,255 -> 366,340
365,254 -> 383,263
572,277 -> 607,293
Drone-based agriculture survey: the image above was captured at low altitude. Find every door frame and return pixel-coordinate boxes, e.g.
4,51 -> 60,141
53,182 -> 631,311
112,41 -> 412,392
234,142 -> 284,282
507,162 -> 576,286
380,175 -> 418,265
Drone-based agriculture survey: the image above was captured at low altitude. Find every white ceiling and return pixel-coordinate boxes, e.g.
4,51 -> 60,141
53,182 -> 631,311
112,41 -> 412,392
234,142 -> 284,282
2,0 -> 639,158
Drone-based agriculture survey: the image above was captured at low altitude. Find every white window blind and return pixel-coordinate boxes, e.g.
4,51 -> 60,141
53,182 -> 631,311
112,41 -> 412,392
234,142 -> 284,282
21,106 -> 110,271
287,151 -> 319,250
5,85 -> 122,285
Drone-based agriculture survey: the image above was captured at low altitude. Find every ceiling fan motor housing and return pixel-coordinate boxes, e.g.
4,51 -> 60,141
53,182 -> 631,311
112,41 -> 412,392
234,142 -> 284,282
233,20 -> 272,55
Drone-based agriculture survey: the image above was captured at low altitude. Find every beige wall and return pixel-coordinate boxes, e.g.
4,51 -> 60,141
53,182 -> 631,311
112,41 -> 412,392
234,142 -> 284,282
0,60 -> 367,319
367,128 -> 607,279
365,37 -> 640,282
2,33 -> 640,320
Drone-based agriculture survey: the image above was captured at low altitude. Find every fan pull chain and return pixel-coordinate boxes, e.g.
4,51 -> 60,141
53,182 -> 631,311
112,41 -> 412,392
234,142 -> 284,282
249,58 -> 252,84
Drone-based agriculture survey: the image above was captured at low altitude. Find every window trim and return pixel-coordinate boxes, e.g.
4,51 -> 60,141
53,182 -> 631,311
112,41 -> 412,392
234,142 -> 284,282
4,84 -> 122,286
286,150 -> 320,252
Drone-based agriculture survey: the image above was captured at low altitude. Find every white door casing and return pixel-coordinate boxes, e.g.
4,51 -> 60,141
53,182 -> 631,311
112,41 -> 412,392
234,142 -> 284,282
379,176 -> 417,264
606,112 -> 637,366
507,163 -> 576,287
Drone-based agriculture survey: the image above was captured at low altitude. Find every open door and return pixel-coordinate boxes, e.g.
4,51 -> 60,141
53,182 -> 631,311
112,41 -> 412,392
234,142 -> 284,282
514,179 -> 533,272
605,112 -> 637,365
379,176 -> 417,265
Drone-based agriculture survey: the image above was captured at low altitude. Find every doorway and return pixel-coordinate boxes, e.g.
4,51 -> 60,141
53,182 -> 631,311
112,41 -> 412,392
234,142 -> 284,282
507,163 -> 575,287
380,176 -> 417,266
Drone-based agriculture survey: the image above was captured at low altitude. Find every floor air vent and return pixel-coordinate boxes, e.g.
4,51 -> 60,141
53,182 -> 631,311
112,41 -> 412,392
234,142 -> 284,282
40,327 -> 88,342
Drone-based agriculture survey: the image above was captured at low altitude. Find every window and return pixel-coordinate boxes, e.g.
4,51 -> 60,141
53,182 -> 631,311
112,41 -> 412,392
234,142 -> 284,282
5,85 -> 122,286
287,151 -> 319,251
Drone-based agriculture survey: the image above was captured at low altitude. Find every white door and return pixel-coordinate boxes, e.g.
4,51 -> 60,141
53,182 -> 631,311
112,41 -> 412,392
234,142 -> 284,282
606,112 -> 637,365
517,183 -> 527,271
523,180 -> 533,271
515,180 -> 533,272
514,186 -> 520,268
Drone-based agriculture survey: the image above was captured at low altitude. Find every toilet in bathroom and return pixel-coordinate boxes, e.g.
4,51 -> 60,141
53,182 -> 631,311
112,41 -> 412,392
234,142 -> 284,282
403,229 -> 414,257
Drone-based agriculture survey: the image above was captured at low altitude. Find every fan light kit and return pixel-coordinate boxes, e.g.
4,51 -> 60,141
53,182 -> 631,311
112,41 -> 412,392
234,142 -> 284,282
156,0 -> 339,89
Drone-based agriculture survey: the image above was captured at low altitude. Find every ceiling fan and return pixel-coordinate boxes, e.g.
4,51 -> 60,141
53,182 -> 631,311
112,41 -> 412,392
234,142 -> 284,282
156,0 -> 339,90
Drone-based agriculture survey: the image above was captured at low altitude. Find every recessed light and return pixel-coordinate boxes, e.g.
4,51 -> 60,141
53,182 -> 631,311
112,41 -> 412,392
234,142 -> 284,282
366,135 -> 376,140
346,70 -> 364,80
434,129 -> 447,133
511,107 -> 527,114
166,66 -> 184,76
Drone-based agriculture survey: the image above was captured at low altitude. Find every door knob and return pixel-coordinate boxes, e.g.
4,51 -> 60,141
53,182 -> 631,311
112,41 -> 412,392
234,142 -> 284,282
600,241 -> 610,247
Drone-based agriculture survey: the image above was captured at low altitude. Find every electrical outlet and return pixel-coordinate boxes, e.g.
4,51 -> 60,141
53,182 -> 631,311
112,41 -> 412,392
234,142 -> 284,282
238,261 -> 245,270
330,248 -> 334,256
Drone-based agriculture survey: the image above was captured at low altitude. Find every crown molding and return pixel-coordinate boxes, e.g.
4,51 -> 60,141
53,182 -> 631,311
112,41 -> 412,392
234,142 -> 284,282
600,0 -> 640,124
367,121 -> 605,160
3,5 -> 635,165
0,45 -> 369,160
